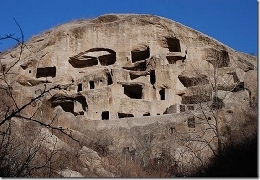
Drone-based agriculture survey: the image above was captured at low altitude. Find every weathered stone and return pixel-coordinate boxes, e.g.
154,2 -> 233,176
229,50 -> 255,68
78,146 -> 114,177
1,14 -> 255,121
57,169 -> 84,177
0,14 -> 257,177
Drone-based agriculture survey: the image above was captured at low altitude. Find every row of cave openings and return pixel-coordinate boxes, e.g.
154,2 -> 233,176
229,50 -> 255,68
100,103 -> 198,121
73,70 -> 163,100
122,84 -> 165,100
101,111 -> 152,120
131,37 -> 183,64
23,37 -> 181,81
69,37 -> 182,69
23,66 -> 57,79
52,97 -> 209,131
76,73 -> 113,92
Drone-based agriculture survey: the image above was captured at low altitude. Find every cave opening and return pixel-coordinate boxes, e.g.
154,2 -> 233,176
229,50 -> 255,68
76,96 -> 87,111
166,38 -> 181,52
169,127 -> 174,135
118,113 -> 134,118
69,48 -> 116,68
107,73 -> 113,85
59,102 -> 74,114
89,81 -> 95,89
159,88 -> 165,100
123,84 -> 143,99
131,47 -> 150,63
77,83 -> 82,92
150,70 -> 156,85
166,56 -> 184,64
99,53 -> 116,66
50,94 -> 87,116
143,112 -> 150,116
36,67 -> 56,78
102,111 -> 109,120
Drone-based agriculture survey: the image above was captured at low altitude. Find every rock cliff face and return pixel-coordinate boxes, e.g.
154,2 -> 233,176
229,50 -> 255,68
0,14 -> 257,177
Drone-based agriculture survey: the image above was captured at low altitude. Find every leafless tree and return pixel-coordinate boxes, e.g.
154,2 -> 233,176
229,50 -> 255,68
0,20 -> 81,177
174,48 -> 257,175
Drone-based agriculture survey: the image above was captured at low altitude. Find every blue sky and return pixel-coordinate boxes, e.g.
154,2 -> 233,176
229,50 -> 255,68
0,0 -> 257,55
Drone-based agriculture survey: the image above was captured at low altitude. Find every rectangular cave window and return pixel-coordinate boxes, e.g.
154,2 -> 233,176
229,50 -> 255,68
166,56 -> 184,64
187,117 -> 195,128
89,81 -> 95,89
187,105 -> 194,110
143,112 -> 150,116
99,53 -> 116,66
123,84 -> 143,99
169,127 -> 174,135
36,67 -> 56,78
180,105 -> 186,112
69,57 -> 98,68
150,70 -> 156,85
107,73 -> 113,85
159,88 -> 165,100
77,83 -> 82,92
102,111 -> 109,120
59,102 -> 74,114
166,38 -> 181,52
118,113 -> 134,118
131,47 -> 150,63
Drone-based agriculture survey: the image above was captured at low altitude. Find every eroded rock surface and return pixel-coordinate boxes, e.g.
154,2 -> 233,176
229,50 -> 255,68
0,14 -> 257,177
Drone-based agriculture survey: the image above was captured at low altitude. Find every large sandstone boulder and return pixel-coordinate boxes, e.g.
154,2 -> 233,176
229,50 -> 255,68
0,14 -> 257,177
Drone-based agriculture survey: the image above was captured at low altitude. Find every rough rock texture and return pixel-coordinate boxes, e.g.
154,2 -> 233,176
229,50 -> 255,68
0,14 -> 257,177
1,14 -> 256,120
57,169 -> 84,177
78,146 -> 115,177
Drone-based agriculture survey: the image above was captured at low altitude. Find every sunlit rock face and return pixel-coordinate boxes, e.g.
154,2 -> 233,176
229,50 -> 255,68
2,14 -> 256,120
0,14 -> 257,177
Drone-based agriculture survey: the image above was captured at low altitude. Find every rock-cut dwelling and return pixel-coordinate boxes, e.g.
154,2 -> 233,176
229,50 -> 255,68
5,14 -> 256,121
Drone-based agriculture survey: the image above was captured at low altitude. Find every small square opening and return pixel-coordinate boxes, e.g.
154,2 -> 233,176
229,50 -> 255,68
102,111 -> 109,120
